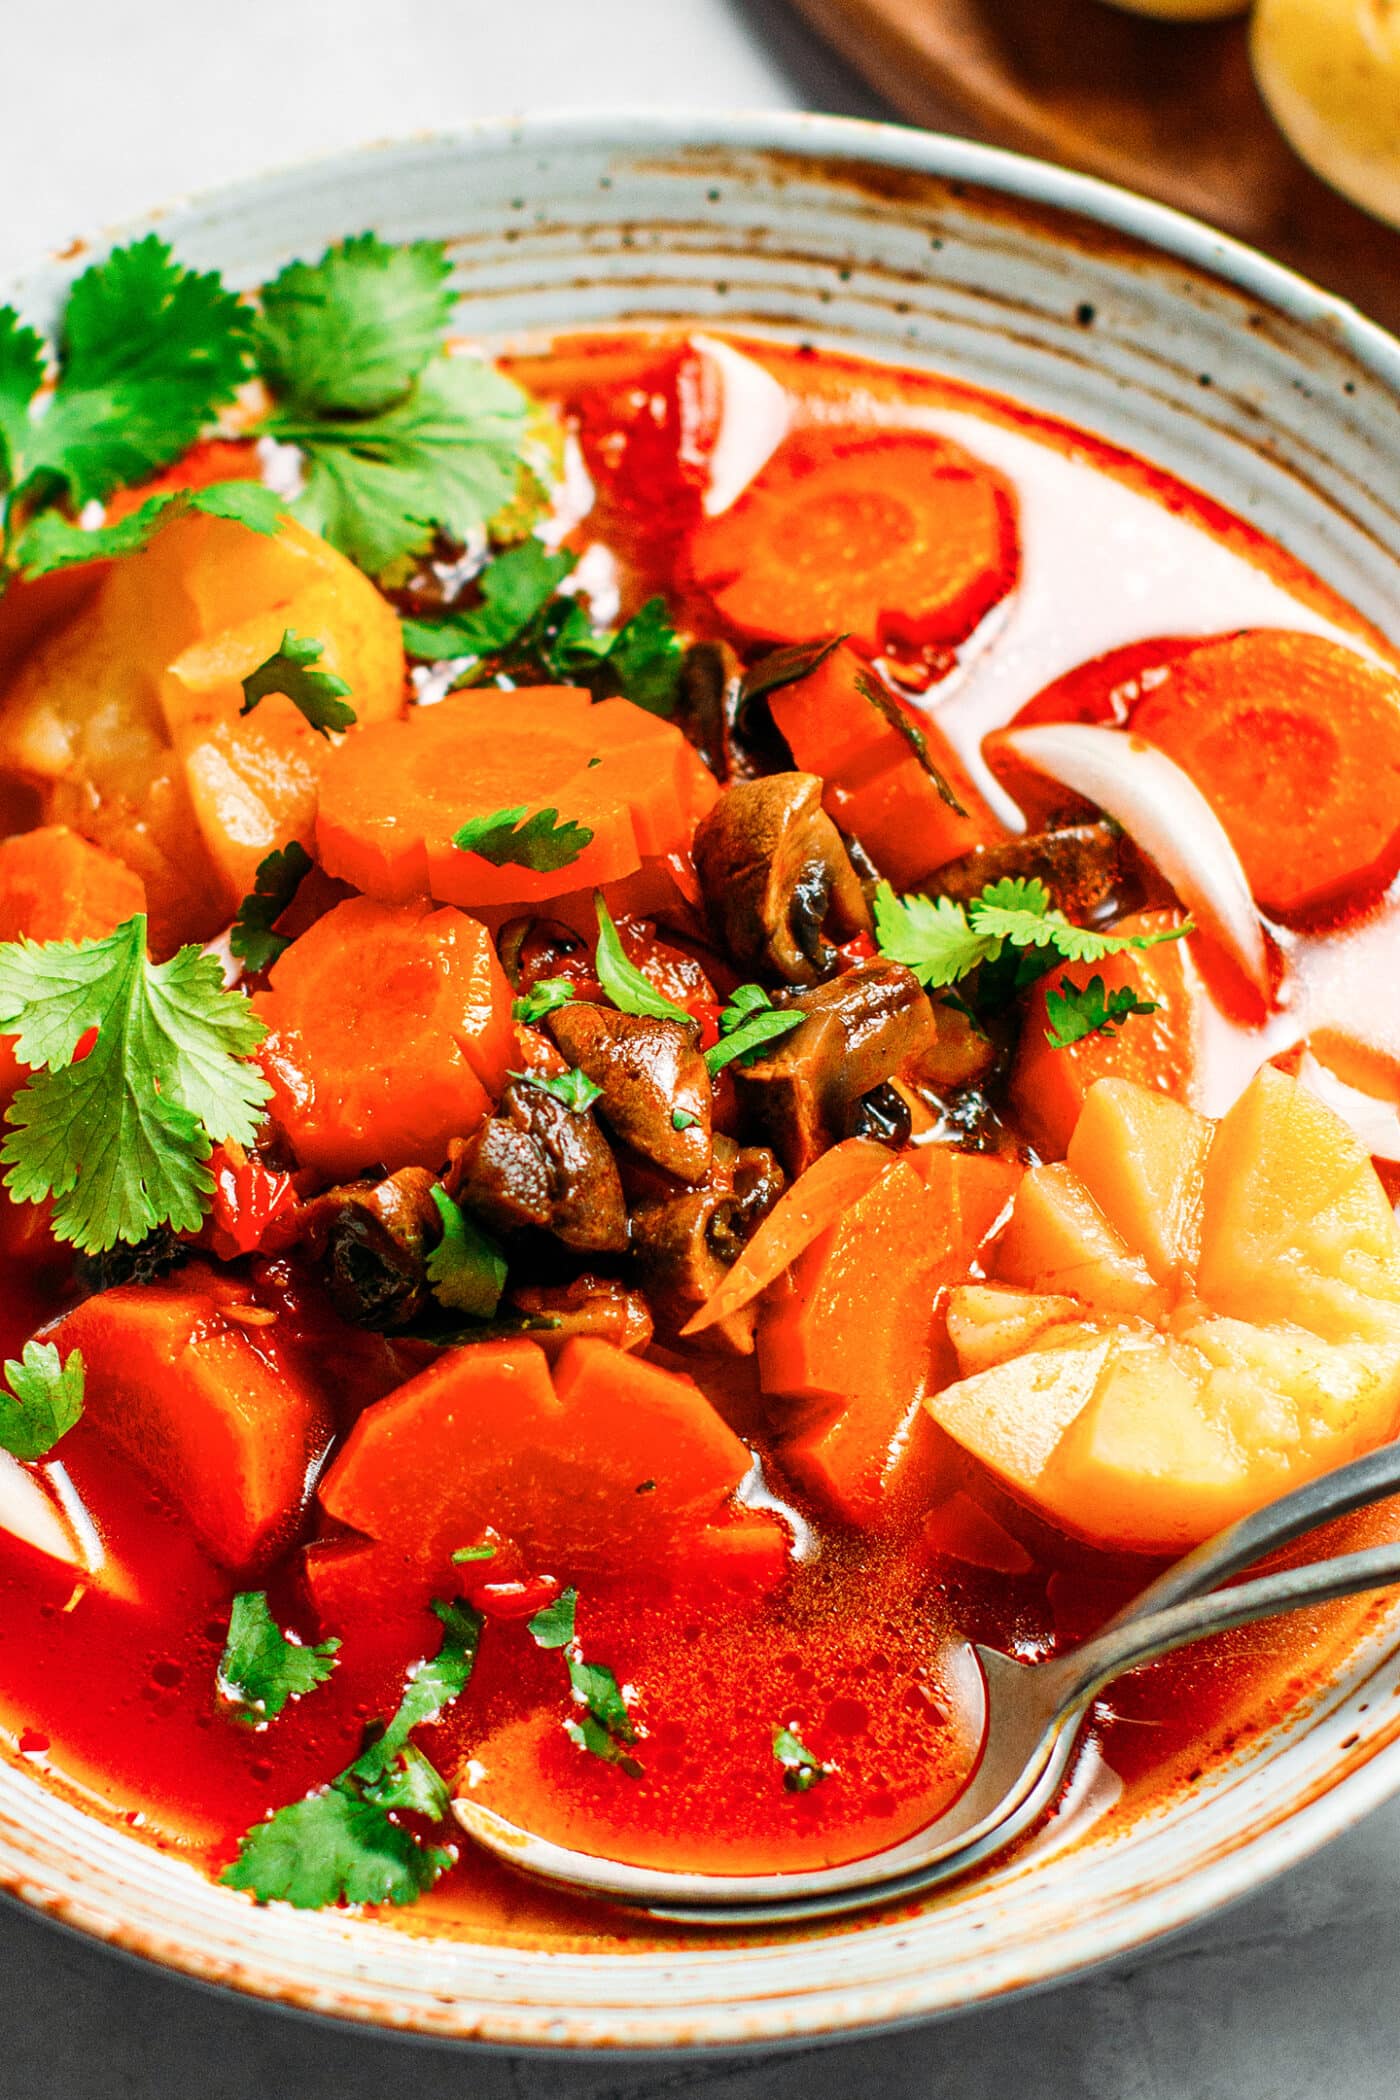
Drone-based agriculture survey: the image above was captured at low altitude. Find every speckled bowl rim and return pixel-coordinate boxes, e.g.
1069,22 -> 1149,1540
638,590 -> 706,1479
4,108 -> 1400,2052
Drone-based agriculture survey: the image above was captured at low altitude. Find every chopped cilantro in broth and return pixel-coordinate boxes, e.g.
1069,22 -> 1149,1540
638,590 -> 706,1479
0,272 -> 1396,1951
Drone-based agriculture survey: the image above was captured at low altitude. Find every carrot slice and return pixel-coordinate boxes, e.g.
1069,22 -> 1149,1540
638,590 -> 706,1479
1129,631 -> 1400,916
0,826 -> 147,1103
759,1158 -> 951,1524
48,1263 -> 334,1570
688,428 -> 1017,654
315,1335 -> 783,1599
253,895 -> 512,1179
1009,908 -> 1202,1161
681,1138 -> 891,1336
315,686 -> 717,908
768,642 -> 1006,884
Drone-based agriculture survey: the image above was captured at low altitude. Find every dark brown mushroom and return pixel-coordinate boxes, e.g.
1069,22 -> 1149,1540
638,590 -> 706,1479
734,959 -> 937,1176
692,772 -> 871,984
294,1167 -> 442,1330
547,1003 -> 712,1182
631,1137 -> 786,1352
931,823 -> 1134,924
449,1078 -> 628,1254
508,1274 -> 654,1353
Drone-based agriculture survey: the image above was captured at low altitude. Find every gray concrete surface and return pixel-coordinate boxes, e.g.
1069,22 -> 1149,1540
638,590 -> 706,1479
1,1 -> 1397,2090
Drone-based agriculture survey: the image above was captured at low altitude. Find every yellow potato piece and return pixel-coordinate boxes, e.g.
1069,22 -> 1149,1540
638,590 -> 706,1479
0,510 -> 405,950
1067,1076 -> 1209,1284
1252,0 -> 1400,231
996,1159 -> 1161,1317
926,1069 -> 1400,1554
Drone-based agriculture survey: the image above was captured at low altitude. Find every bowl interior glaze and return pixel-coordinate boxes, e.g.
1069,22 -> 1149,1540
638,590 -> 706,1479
5,112 -> 1400,2049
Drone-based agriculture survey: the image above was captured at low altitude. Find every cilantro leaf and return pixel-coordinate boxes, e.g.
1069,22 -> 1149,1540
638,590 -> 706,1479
13,237 -> 253,509
873,876 -> 1192,995
217,1591 -> 340,1722
453,805 -> 592,873
229,841 -> 313,974
511,1065 -> 603,1114
511,977 -> 577,1026
222,1598 -> 481,1910
221,1780 -> 453,1910
255,234 -> 454,418
426,1185 -> 506,1319
526,1587 -> 577,1650
0,914 -> 271,1252
452,1542 -> 496,1564
593,893 -> 689,1023
773,1723 -> 833,1793
12,479 -> 282,579
0,308 -> 45,487
241,629 -> 355,738
1043,974 -> 1159,1050
273,355 -> 531,574
401,538 -> 576,662
0,1340 -> 84,1461
672,1107 -> 697,1131
704,985 -> 805,1075
586,597 -> 683,717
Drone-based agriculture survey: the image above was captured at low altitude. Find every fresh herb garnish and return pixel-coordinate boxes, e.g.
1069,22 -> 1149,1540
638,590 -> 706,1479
511,1065 -> 604,1114
671,1107 -> 698,1131
873,875 -> 1191,994
704,983 -> 805,1076
13,479 -> 282,580
1043,974 -> 1159,1050
222,1599 -> 482,1910
426,1185 -> 507,1320
0,1341 -> 84,1461
254,233 -> 455,419
593,893 -> 689,1023
511,977 -> 578,1027
453,805 -> 593,873
0,236 -> 254,569
0,915 -> 270,1253
217,1591 -> 340,1722
528,1587 -> 641,1777
451,1542 -> 497,1564
404,540 -> 683,716
240,630 -> 356,738
773,1723 -> 833,1794
229,841 -> 314,974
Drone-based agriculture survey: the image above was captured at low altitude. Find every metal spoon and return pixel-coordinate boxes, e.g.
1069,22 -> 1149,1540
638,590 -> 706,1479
452,1440 -> 1400,1925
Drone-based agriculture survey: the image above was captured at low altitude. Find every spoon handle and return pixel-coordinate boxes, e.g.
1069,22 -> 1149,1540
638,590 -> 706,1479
1056,1539 -> 1400,1716
1107,1441 -> 1400,1632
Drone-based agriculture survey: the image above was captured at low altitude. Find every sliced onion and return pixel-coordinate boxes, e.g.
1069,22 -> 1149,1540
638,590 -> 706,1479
1295,1050 -> 1400,1166
1001,723 -> 1270,996
0,1450 -> 88,1573
691,335 -> 791,517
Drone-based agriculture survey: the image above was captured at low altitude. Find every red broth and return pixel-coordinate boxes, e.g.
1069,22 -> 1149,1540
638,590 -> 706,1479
1,330 -> 1398,1949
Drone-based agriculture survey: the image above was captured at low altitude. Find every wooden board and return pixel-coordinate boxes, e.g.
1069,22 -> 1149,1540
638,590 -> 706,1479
789,0 -> 1400,336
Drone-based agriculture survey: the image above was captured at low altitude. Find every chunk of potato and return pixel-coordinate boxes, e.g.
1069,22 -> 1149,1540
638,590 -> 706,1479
0,511 -> 404,951
927,1068 -> 1400,1553
1252,0 -> 1400,230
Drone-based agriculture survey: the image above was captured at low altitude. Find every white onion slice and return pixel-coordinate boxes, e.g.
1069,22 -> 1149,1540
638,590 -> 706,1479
1001,723 -> 1270,996
0,1450 -> 91,1573
1295,1050 -> 1400,1165
691,335 -> 791,517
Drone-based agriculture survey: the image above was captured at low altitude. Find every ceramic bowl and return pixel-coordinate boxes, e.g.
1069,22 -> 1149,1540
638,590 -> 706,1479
5,111 -> 1400,2050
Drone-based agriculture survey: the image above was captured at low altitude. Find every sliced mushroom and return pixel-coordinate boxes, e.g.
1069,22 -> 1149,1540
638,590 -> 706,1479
294,1167 -> 442,1331
735,959 -> 937,1176
547,1003 -> 712,1182
508,1274 -> 654,1352
631,1137 -> 786,1352
450,1078 -> 628,1254
692,772 -> 871,984
931,822 -> 1134,923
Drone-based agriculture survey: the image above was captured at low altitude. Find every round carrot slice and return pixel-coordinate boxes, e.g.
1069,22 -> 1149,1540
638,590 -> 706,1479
687,427 -> 1017,653
1130,630 -> 1400,916
253,895 -> 512,1179
315,685 -> 717,908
